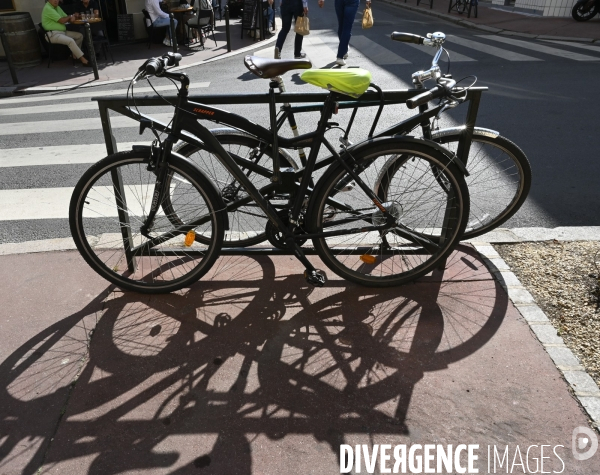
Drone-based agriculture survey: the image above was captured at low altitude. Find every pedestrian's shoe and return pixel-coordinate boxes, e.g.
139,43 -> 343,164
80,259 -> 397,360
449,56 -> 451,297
163,37 -> 172,47
294,51 -> 306,59
343,53 -> 348,59
274,46 -> 281,59
335,57 -> 346,66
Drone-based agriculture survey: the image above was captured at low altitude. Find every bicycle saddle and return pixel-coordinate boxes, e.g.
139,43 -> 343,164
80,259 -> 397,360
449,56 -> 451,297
244,55 -> 312,79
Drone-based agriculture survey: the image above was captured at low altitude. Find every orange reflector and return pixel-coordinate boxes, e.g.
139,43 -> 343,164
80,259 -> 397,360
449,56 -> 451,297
360,254 -> 376,264
184,230 -> 196,247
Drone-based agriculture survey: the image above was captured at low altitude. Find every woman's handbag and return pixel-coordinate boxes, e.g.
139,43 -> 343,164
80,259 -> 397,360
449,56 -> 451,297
294,15 -> 310,35
362,6 -> 373,29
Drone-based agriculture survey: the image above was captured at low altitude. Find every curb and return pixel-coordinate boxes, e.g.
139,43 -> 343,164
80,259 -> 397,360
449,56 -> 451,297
472,242 -> 600,434
17,33 -> 278,94
379,0 -> 600,43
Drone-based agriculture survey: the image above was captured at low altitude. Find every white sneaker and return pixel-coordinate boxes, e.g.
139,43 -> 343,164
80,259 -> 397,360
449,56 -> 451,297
335,57 -> 346,66
274,47 -> 281,59
163,38 -> 172,47
343,53 -> 348,59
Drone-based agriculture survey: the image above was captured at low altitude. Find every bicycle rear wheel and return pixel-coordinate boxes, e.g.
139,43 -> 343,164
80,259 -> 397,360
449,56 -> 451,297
69,150 -> 225,293
308,140 -> 469,287
174,131 -> 298,247
375,131 -> 531,240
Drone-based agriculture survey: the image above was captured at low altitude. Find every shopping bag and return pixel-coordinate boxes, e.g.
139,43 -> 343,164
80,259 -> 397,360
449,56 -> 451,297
362,6 -> 373,29
294,16 -> 310,36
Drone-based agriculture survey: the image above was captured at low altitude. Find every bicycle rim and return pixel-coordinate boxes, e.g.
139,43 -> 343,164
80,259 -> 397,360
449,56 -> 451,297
434,133 -> 531,239
69,151 -> 224,293
310,142 -> 468,287
174,133 -> 298,247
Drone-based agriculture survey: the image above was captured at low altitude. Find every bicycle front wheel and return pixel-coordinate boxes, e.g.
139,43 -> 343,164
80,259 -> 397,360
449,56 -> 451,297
308,141 -> 469,287
69,151 -> 225,293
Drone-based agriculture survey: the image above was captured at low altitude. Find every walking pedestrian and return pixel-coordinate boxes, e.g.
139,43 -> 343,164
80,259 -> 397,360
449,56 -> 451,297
319,0 -> 371,65
274,0 -> 308,59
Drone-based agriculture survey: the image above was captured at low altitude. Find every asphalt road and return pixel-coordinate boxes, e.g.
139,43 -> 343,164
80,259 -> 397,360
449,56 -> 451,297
0,2 -> 599,244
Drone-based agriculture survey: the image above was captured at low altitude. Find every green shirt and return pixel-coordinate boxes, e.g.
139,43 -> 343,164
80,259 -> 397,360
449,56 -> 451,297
42,2 -> 67,32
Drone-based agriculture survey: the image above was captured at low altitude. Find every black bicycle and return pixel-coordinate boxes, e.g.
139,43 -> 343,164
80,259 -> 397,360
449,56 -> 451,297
174,32 -> 530,246
69,52 -> 470,293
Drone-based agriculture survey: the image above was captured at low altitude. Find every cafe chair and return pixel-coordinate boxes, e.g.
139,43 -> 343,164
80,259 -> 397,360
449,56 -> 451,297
142,9 -> 170,48
187,9 -> 217,50
38,23 -> 73,68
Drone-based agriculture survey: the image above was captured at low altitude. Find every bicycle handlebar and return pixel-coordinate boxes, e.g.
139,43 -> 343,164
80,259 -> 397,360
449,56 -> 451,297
390,32 -> 424,44
139,52 -> 182,77
405,78 -> 457,109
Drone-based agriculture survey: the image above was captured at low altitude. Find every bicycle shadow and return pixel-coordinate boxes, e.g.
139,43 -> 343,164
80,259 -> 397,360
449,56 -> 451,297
0,245 -> 507,474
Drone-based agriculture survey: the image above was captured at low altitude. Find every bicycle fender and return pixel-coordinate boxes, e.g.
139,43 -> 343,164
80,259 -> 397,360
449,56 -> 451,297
396,135 -> 470,176
431,126 -> 500,140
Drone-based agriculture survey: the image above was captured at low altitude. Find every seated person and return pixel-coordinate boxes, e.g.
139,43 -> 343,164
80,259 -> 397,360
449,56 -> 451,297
74,0 -> 100,17
41,0 -> 91,66
145,0 -> 178,46
266,0 -> 274,31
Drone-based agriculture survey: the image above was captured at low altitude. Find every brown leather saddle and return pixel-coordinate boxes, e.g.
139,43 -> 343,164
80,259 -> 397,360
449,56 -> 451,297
244,55 -> 312,79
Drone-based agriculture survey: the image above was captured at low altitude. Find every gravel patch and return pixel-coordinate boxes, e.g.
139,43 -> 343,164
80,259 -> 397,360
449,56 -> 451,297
495,241 -> 600,388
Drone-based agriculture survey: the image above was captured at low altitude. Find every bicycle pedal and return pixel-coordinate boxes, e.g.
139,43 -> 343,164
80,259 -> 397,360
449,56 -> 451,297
304,269 -> 327,287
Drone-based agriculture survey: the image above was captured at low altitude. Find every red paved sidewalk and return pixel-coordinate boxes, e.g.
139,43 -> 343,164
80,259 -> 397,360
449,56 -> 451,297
386,0 -> 600,41
1,246 -> 599,474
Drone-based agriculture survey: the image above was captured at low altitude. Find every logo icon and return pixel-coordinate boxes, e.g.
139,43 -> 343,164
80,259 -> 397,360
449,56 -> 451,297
572,426 -> 598,461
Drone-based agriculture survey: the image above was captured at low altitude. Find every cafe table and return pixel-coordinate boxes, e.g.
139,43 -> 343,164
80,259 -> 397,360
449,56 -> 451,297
169,6 -> 194,45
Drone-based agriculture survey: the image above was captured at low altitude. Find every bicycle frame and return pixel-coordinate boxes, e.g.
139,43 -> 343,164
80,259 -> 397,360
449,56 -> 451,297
95,82 -> 447,276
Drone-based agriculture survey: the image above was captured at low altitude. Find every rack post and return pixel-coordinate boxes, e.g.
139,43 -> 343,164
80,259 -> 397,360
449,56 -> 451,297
84,23 -> 99,80
225,5 -> 231,52
169,14 -> 178,52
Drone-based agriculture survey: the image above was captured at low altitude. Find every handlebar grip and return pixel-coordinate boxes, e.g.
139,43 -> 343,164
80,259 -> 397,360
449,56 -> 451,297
406,85 -> 445,109
390,32 -> 424,44
166,52 -> 182,67
145,57 -> 165,75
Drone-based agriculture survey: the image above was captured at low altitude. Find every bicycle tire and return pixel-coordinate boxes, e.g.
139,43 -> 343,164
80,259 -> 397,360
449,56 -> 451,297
307,139 -> 469,287
173,130 -> 299,247
69,150 -> 225,293
375,131 -> 531,240
572,0 -> 598,20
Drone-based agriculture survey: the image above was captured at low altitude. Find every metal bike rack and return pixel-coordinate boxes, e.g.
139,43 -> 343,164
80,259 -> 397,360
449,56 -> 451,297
93,88 -> 484,259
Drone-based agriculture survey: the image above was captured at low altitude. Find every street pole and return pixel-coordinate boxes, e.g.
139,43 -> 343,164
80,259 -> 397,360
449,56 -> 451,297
169,14 -> 178,53
0,29 -> 18,85
84,23 -> 99,80
257,0 -> 264,41
225,5 -> 231,52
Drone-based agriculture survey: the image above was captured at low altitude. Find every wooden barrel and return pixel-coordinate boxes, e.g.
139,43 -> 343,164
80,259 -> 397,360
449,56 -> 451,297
0,12 -> 42,68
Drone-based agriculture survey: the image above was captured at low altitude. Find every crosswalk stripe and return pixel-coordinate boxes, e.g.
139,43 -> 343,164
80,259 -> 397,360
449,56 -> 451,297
0,142 -> 149,167
0,113 -> 173,136
476,35 -> 600,61
1,102 -> 106,116
351,35 -> 412,65
0,83 -> 210,106
447,35 -> 542,61
0,188 -> 74,220
402,42 -> 476,62
303,36 -> 338,69
0,186 -> 157,221
542,40 -> 600,53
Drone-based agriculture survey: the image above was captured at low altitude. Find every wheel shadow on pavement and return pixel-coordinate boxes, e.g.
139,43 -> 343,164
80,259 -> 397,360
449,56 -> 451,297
0,245 -> 508,474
